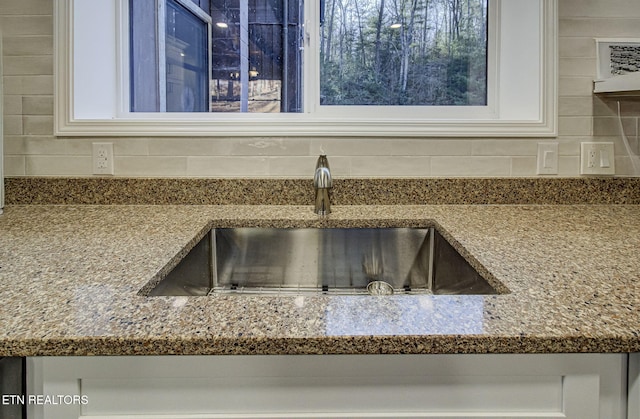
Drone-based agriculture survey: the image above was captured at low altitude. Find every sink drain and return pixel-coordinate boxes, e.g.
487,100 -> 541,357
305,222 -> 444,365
366,281 -> 394,296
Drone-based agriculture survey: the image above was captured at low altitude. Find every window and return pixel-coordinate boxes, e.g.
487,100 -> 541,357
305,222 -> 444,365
130,0 -> 304,113
54,0 -> 557,136
319,0 -> 488,107
130,0 -> 488,112
130,0 -> 212,112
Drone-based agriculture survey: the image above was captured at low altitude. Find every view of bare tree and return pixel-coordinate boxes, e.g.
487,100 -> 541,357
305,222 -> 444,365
320,0 -> 487,106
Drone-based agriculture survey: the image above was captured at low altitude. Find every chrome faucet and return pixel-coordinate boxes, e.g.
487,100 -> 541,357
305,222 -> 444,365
313,155 -> 332,216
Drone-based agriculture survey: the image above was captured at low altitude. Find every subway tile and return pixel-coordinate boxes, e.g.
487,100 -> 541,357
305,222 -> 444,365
3,115 -> 23,135
22,95 -> 53,115
559,58 -> 597,78
3,136 -> 26,155
25,156 -> 92,176
0,0 -> 53,15
22,115 -> 53,135
602,98 -> 640,117
62,138 -> 94,156
558,117 -> 593,136
3,36 -> 53,56
23,136 -> 65,155
266,156 -> 321,177
558,77 -> 594,97
560,1 -> 640,18
510,157 -> 537,177
3,95 -> 22,115
0,16 -> 53,36
471,139 -> 538,156
268,156 -> 351,177
118,156 -> 188,177
593,116 -> 637,137
560,18 -> 640,37
2,75 -> 53,95
592,96 -> 618,117
430,157 -> 511,177
149,138 -> 231,156
558,156 -> 581,176
310,138 -> 394,156
230,137 -> 310,156
559,37 -> 595,58
112,138 -> 150,156
3,56 -> 53,76
4,155 -> 25,176
558,97 -> 593,117
19,137 -> 96,157
382,139 -> 472,156
2,77 -> 24,95
556,137 -> 586,156
187,156 -> 269,177
615,156 -> 640,177
350,156 -> 431,177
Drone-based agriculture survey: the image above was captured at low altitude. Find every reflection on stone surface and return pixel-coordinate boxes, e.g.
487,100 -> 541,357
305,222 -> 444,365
325,295 -> 485,336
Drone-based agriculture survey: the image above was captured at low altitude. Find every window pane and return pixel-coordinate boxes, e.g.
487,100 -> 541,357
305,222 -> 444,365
130,0 -> 303,113
320,0 -> 488,106
129,0 -> 210,112
166,0 -> 210,112
209,0 -> 304,112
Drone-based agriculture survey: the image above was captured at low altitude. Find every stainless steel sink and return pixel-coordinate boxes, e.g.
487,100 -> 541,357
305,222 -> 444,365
146,227 -> 503,296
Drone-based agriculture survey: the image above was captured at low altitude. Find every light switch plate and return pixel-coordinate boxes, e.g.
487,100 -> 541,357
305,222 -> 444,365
580,142 -> 615,175
536,142 -> 558,175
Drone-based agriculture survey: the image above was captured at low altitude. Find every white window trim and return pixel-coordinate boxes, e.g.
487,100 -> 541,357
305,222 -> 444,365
54,0 -> 557,137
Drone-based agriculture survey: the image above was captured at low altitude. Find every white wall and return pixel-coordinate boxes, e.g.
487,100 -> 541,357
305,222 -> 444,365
1,0 -> 640,178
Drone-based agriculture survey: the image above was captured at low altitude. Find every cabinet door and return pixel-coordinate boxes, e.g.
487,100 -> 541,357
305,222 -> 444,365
629,353 -> 640,419
28,353 -> 627,419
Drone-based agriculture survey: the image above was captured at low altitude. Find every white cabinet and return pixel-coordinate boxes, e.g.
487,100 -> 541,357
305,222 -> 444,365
629,353 -> 640,419
27,354 -> 628,419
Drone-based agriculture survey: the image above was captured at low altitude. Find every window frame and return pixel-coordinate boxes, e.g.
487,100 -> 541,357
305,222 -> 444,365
54,0 -> 557,137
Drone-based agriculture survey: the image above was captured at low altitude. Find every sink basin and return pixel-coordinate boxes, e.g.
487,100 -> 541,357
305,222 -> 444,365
146,227 -> 504,296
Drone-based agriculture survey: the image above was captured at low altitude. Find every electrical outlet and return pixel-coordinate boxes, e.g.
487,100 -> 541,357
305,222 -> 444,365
92,142 -> 114,175
536,142 -> 558,175
580,142 -> 615,176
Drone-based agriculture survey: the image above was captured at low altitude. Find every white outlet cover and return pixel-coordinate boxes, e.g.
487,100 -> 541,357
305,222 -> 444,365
92,142 -> 114,175
580,142 -> 615,176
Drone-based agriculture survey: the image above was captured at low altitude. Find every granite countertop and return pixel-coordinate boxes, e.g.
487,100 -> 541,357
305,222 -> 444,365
1,203 -> 640,356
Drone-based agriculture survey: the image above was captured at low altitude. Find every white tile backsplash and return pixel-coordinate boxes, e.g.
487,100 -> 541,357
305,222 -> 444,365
510,157 -> 537,177
470,140 -> 539,156
430,156 -> 511,177
558,76 -> 594,97
25,155 -> 91,176
119,156 -> 188,177
186,156 -> 269,177
22,95 -> 53,115
2,2 -> 640,178
559,0 -> 640,18
3,56 -> 52,76
350,156 -> 431,177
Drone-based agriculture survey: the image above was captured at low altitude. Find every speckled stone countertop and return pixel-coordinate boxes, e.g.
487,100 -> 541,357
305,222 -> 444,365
1,203 -> 640,356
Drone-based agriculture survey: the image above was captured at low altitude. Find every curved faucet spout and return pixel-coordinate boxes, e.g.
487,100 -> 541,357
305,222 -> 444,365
313,155 -> 332,216
314,166 -> 332,189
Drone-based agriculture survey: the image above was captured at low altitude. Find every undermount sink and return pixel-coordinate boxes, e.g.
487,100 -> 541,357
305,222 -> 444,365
145,227 -> 504,296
